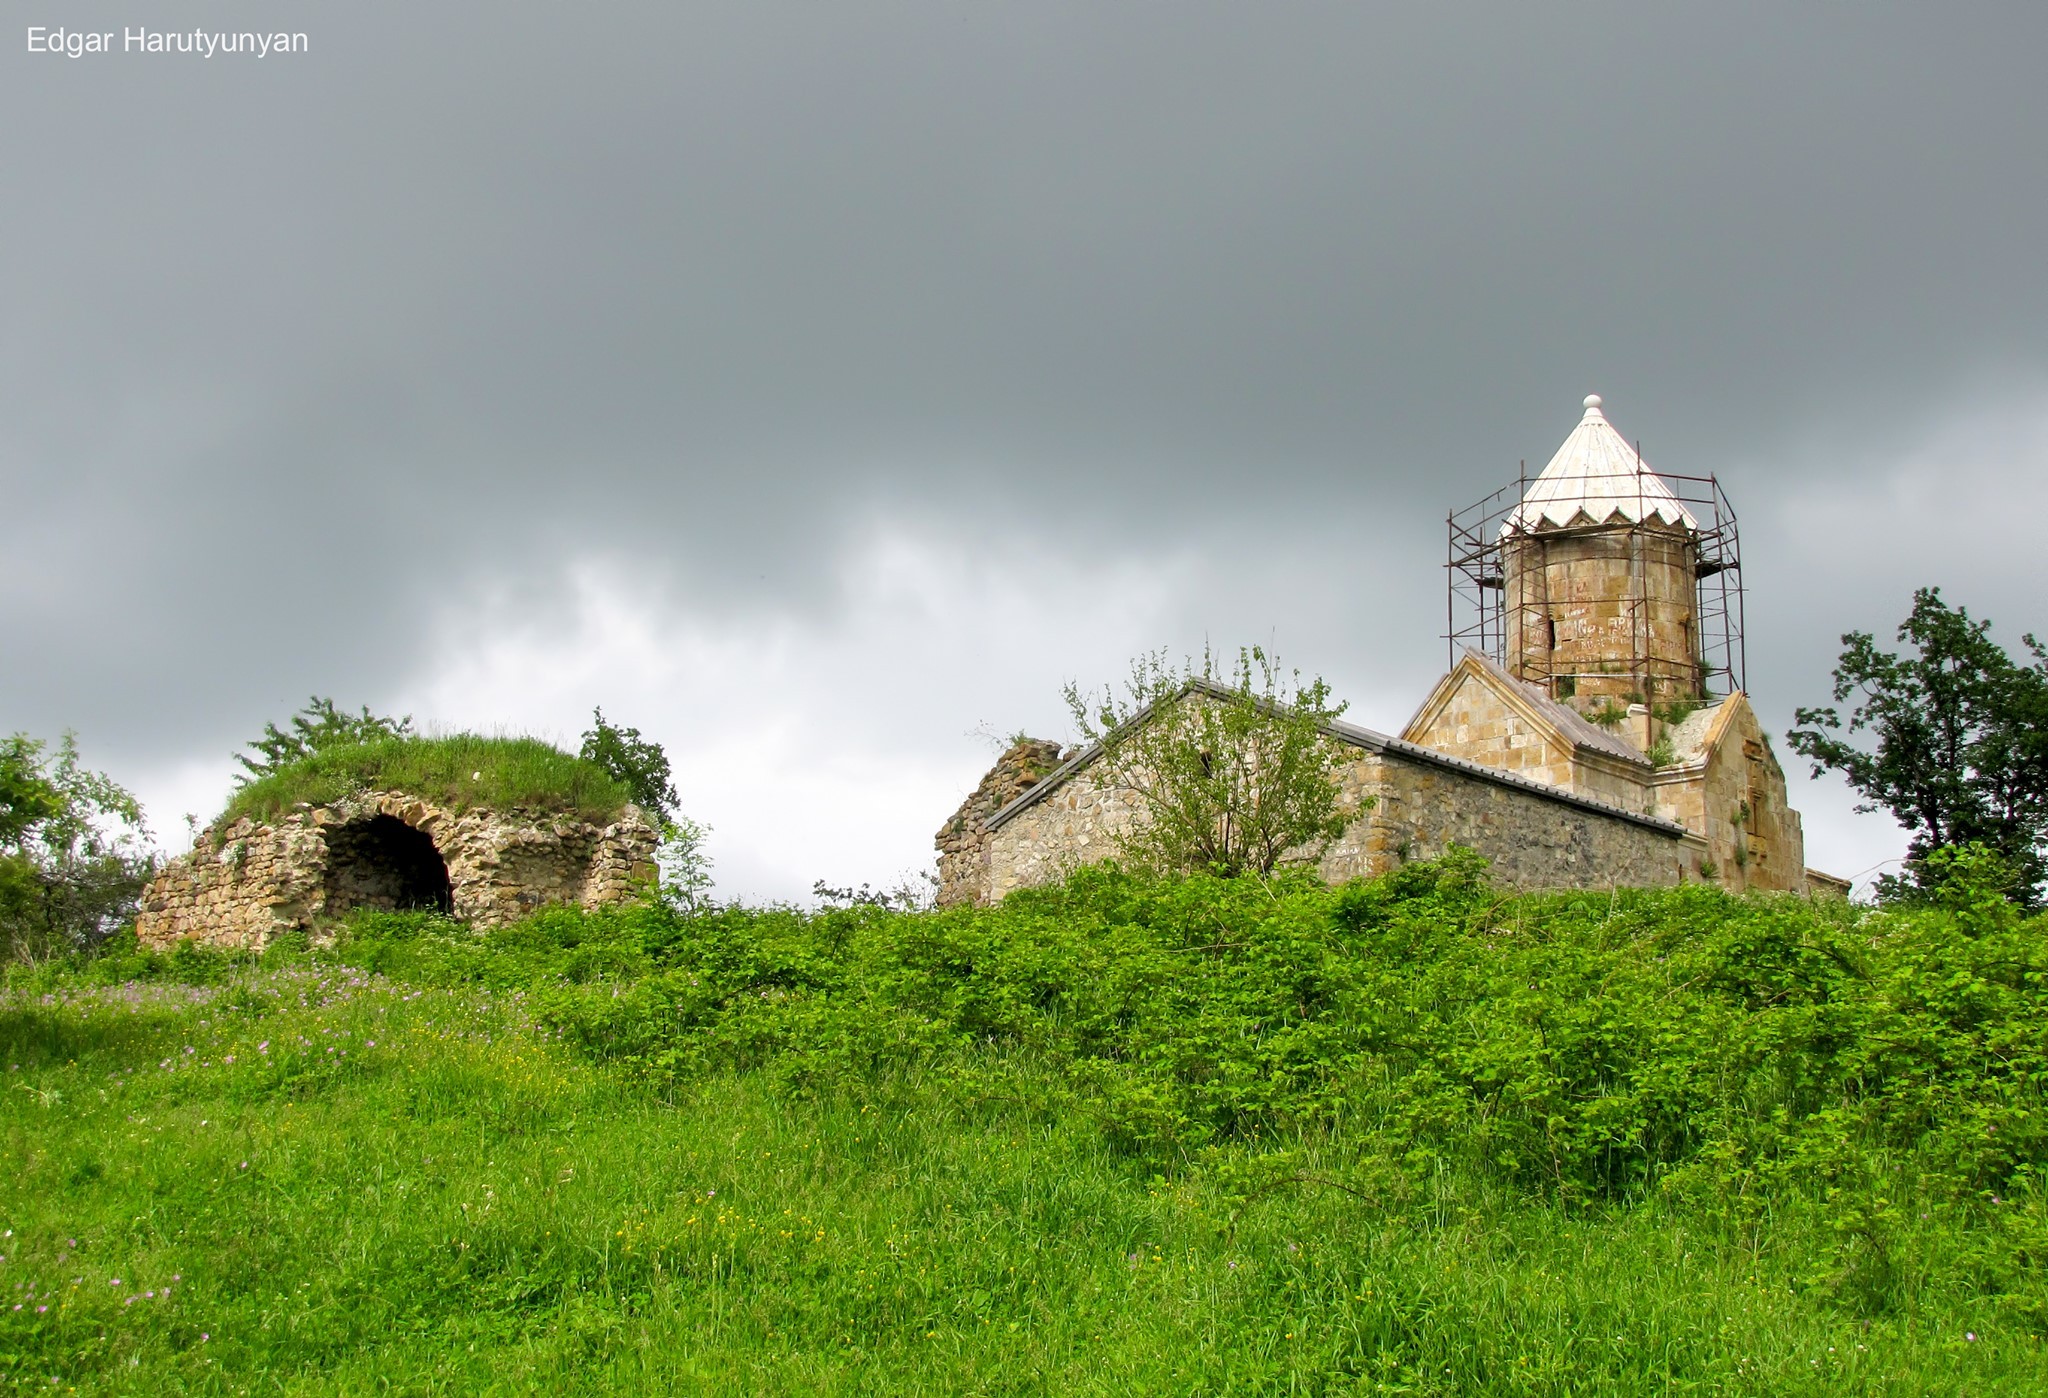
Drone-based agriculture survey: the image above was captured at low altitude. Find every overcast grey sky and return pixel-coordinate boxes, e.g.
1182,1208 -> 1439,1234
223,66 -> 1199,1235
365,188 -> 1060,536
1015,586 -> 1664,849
8,2 -> 2048,898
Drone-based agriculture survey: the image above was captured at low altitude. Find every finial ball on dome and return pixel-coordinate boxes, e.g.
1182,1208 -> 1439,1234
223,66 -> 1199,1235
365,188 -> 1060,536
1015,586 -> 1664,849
1583,394 -> 1603,410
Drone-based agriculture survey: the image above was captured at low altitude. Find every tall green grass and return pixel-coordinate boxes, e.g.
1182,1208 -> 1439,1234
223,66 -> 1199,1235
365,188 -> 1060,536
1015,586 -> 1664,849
2,855 -> 2044,1392
216,734 -> 633,828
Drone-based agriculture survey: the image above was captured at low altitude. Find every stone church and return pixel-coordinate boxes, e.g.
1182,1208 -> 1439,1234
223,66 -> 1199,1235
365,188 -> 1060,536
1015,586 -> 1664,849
938,395 -> 1848,906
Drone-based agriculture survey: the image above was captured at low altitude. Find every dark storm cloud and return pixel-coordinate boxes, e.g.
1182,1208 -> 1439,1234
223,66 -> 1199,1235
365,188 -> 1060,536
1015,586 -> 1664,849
7,1 -> 2048,795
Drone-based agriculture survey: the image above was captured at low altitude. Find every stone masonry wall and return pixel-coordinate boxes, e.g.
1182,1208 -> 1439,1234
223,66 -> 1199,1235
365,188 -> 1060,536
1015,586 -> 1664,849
1504,524 -> 1699,704
935,739 -> 1066,906
1648,699 -> 1806,893
975,740 -> 1698,905
136,791 -> 660,951
1332,752 -> 1697,889
976,764 -> 1147,904
1403,668 -> 1657,816
1404,676 -> 1577,789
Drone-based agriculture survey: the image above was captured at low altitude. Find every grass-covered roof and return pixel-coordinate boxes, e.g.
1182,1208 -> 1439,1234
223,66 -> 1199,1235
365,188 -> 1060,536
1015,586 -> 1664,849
216,734 -> 635,829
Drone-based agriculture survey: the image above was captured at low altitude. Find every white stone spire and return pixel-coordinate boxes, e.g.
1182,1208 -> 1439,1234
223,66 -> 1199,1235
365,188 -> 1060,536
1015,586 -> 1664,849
1502,394 -> 1699,535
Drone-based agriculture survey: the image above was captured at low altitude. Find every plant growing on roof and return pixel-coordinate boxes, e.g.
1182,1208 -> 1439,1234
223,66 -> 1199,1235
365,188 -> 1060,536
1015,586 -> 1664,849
1062,646 -> 1358,878
579,709 -> 679,825
235,697 -> 414,785
1585,699 -> 1630,729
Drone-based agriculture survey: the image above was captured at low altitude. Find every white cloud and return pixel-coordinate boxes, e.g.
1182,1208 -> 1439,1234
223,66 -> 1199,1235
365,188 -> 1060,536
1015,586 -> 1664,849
381,522 -> 1202,903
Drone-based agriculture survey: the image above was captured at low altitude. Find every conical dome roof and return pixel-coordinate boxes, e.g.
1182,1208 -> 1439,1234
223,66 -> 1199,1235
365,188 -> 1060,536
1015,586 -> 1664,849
1502,395 -> 1699,536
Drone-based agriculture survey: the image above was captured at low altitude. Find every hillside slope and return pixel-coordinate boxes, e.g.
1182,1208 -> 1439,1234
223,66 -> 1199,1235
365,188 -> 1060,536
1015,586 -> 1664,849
3,856 -> 2044,1393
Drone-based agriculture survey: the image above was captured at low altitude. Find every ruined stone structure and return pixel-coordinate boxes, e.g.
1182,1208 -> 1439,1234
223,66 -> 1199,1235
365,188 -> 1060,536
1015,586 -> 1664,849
935,738 -> 1066,907
938,394 -> 1849,905
137,790 -> 659,951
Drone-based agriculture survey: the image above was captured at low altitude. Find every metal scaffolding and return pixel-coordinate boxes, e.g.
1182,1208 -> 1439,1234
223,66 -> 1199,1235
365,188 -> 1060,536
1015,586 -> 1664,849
1445,457 -> 1746,701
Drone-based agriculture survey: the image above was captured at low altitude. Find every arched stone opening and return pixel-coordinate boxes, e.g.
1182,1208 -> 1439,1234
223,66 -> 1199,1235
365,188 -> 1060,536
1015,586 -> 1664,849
323,814 -> 453,916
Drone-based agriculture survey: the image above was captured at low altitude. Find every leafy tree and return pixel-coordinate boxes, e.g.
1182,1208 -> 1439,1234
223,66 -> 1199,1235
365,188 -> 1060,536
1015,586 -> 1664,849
578,708 -> 679,826
1,739 -> 62,845
1,733 -> 155,957
1063,646 -> 1359,877
578,709 -> 710,910
236,696 -> 414,784
1788,587 -> 2048,904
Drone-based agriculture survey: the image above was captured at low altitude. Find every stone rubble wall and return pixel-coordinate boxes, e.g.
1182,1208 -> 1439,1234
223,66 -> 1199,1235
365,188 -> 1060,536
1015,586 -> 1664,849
975,764 -> 1148,904
935,739 -> 1067,907
136,791 -> 660,951
133,816 -> 330,952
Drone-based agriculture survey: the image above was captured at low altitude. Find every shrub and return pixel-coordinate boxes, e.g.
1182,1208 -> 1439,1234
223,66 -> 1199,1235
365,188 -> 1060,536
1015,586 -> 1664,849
234,696 -> 414,784
0,733 -> 154,958
578,708 -> 679,825
1062,646 -> 1356,876
323,848 -> 2048,1239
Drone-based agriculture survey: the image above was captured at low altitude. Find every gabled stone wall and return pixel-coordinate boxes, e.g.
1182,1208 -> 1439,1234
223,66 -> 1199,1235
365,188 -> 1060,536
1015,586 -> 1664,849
971,743 -> 1696,904
945,693 -> 1703,906
136,791 -> 660,951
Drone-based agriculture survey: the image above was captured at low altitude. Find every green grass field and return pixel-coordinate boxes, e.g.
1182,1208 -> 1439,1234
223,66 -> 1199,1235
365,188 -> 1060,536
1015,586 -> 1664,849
215,734 -> 633,830
3,860 -> 2044,1393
